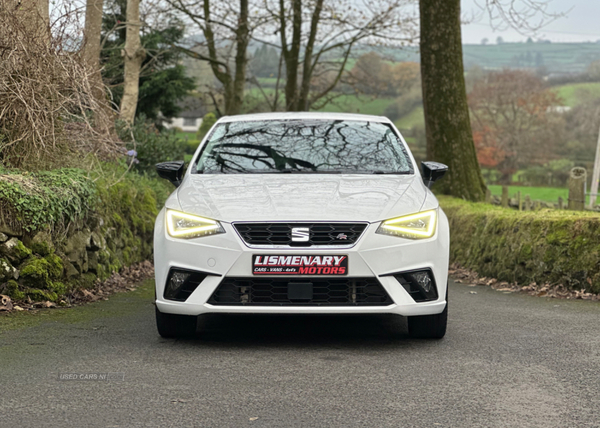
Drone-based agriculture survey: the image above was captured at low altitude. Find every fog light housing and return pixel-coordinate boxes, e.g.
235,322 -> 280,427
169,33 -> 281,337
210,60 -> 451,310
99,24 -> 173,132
164,268 -> 216,301
411,271 -> 432,293
384,269 -> 438,302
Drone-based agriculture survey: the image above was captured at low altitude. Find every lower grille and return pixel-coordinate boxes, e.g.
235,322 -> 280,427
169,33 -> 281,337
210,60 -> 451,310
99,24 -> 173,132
208,277 -> 393,306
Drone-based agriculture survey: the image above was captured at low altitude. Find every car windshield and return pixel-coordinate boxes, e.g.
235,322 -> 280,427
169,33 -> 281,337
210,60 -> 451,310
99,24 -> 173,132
193,119 -> 413,174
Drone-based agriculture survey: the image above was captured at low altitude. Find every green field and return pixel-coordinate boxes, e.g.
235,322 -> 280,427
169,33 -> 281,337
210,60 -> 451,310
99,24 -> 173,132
555,82 -> 600,107
175,131 -> 195,140
245,88 -> 398,117
373,42 -> 600,74
394,107 -> 424,130
313,94 -> 395,116
488,184 -> 567,203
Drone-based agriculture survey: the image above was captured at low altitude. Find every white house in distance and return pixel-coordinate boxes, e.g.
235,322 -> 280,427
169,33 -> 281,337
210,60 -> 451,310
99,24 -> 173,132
163,97 -> 207,133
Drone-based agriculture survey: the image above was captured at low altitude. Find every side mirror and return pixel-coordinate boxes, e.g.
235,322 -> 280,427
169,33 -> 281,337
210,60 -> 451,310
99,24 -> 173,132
156,161 -> 185,187
421,161 -> 448,189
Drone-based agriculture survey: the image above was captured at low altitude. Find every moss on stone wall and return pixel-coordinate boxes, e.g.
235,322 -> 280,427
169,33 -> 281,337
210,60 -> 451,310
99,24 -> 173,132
0,164 -> 172,302
439,196 -> 600,293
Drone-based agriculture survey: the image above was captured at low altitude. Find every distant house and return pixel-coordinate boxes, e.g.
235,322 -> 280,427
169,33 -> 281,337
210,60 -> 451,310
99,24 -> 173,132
163,97 -> 207,133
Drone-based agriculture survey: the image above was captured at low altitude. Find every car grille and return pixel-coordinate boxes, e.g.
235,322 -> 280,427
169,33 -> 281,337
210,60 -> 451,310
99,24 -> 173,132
233,222 -> 368,247
207,277 -> 393,306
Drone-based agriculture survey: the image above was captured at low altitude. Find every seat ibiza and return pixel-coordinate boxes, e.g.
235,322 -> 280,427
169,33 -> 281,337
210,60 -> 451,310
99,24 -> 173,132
154,113 -> 450,339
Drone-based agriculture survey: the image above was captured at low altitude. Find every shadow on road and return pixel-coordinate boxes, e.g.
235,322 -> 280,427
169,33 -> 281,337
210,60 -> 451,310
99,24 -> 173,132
169,313 -> 435,349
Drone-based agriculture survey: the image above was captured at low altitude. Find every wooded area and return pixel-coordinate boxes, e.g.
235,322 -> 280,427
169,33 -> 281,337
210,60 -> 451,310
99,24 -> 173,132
1,0 -> 597,201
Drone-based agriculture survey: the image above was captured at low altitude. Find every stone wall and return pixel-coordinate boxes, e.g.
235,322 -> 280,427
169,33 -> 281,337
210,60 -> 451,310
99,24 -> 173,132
0,211 -> 154,302
0,167 -> 169,303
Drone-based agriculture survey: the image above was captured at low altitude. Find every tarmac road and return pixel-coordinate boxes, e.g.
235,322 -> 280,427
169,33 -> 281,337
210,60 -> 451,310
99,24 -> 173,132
1,280 -> 599,428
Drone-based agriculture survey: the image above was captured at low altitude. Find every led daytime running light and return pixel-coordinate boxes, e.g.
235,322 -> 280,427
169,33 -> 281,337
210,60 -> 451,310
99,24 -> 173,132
377,210 -> 437,239
166,210 -> 224,239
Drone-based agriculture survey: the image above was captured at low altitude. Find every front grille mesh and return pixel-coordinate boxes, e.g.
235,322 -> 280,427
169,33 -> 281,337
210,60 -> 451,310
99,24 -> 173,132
208,277 -> 392,306
233,223 -> 367,246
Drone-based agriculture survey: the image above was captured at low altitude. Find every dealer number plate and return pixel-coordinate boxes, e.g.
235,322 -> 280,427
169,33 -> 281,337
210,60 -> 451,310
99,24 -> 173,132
252,255 -> 348,275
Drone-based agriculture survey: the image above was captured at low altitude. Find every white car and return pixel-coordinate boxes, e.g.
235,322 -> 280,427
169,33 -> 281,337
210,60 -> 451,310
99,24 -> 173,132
154,112 -> 450,339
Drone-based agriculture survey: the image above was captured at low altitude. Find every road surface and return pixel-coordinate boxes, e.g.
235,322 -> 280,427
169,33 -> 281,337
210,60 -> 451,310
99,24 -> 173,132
1,280 -> 599,427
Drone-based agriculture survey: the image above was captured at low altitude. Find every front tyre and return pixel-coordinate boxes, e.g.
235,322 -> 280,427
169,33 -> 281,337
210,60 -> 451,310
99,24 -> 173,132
155,307 -> 198,338
407,289 -> 448,339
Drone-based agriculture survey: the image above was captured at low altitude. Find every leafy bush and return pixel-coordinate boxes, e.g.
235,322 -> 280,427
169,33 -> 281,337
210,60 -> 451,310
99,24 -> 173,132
0,168 -> 96,233
440,196 -> 600,293
196,112 -> 217,141
117,118 -> 187,174
185,138 -> 201,155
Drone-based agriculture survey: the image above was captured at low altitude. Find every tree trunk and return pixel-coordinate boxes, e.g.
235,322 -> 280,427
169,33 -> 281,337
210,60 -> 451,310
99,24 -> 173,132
282,0 -> 302,111
419,0 -> 486,201
119,0 -> 145,124
83,0 -> 104,69
230,0 -> 249,116
297,0 -> 323,111
83,0 -> 105,102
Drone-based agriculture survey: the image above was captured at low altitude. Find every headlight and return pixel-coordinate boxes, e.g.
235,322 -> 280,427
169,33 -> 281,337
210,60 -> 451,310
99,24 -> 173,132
166,209 -> 225,239
376,210 -> 437,239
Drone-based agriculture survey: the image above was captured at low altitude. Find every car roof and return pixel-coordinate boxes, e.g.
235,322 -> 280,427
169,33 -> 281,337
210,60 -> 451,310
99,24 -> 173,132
217,111 -> 392,124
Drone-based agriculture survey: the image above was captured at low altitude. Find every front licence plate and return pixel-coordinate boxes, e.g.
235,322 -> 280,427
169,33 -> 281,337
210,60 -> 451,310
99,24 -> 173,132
252,255 -> 348,275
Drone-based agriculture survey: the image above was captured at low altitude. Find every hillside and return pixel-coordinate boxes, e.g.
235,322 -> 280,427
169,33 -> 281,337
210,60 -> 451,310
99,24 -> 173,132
365,42 -> 600,74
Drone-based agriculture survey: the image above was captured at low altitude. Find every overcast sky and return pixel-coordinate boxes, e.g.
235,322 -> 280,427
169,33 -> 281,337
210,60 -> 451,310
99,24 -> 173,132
461,0 -> 600,44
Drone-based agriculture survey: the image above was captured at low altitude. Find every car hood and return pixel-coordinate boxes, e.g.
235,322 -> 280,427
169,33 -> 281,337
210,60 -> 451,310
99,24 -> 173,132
173,174 -> 427,223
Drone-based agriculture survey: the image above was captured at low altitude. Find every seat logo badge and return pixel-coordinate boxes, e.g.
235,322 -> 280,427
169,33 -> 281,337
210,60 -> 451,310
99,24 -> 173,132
291,227 -> 310,242
336,233 -> 348,240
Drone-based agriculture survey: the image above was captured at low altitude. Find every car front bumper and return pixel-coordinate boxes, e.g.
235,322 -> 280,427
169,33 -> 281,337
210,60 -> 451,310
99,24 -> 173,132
154,209 -> 450,316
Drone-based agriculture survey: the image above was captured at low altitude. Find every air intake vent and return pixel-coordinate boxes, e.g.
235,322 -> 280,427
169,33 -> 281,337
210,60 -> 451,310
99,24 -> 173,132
208,277 -> 392,306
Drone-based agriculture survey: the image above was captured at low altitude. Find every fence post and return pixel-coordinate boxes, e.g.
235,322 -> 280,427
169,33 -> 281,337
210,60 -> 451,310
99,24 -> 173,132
558,196 -> 564,210
517,191 -> 522,211
485,188 -> 492,204
524,195 -> 532,211
501,186 -> 508,207
568,167 -> 587,211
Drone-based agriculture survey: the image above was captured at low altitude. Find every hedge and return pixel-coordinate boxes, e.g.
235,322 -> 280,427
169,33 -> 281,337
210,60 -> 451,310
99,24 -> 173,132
439,196 -> 600,293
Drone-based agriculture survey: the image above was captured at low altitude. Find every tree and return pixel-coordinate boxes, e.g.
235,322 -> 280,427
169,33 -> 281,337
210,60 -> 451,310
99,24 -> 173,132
468,70 -> 563,183
168,0 -> 252,115
83,0 -> 104,70
120,0 -> 145,124
587,60 -> 600,81
419,0 -> 487,201
101,0 -> 195,122
496,36 -> 504,44
347,52 -> 392,96
83,0 -> 106,103
481,38 -> 488,45
348,53 -> 420,99
251,44 -> 281,78
0,0 -> 121,168
419,0 -> 559,199
266,0 -> 415,111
